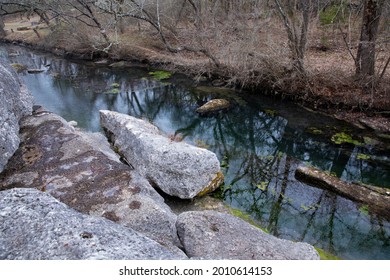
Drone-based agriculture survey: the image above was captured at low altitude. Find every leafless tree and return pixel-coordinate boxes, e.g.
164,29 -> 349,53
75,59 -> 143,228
355,0 -> 385,89
273,0 -> 314,75
0,0 -> 54,26
95,0 -> 222,65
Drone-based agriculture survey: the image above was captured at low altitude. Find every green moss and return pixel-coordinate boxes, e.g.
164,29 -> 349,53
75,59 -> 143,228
106,88 -> 121,94
229,207 -> 269,233
359,205 -> 369,216
197,171 -> 224,197
220,156 -> 229,168
113,146 -> 120,154
300,203 -> 321,211
264,109 -> 278,117
323,170 -> 337,177
111,82 -> 121,88
331,132 -> 363,146
148,70 -> 172,80
105,82 -> 122,94
315,248 -> 341,260
257,182 -> 268,191
357,153 -> 371,160
307,127 -> 323,135
10,63 -> 27,72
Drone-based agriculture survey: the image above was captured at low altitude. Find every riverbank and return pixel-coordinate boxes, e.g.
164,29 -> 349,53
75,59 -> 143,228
0,58 -> 322,259
1,16 -> 389,133
2,40 -> 390,260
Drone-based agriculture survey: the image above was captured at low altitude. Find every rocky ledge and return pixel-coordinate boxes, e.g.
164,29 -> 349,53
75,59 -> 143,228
0,188 -> 180,260
0,107 -> 183,256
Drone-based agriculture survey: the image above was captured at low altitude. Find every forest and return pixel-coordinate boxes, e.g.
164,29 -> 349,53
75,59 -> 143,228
1,1 -> 389,116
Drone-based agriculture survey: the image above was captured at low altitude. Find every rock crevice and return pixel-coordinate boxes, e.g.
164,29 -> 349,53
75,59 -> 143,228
0,62 -> 33,172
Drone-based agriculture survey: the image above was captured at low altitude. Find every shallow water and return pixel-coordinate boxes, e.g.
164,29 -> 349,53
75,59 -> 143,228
1,44 -> 390,259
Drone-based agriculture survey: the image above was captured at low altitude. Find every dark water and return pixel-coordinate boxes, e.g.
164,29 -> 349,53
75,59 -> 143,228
1,44 -> 390,260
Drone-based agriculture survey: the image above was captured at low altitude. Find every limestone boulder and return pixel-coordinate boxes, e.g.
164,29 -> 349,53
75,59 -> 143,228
0,62 -> 33,172
176,210 -> 320,260
100,110 -> 224,199
0,108 -> 183,256
196,99 -> 231,115
109,61 -> 128,68
0,188 -> 182,260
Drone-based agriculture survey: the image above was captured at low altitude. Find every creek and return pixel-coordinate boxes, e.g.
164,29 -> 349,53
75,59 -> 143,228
1,44 -> 389,260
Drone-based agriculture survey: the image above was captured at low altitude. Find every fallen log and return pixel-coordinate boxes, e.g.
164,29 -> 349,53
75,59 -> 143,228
295,165 -> 390,220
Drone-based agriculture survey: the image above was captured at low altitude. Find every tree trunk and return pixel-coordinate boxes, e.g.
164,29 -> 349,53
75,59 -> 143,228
274,0 -> 312,75
355,0 -> 384,87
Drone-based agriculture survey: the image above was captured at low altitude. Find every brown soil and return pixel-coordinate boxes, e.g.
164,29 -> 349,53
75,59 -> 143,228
2,16 -> 390,133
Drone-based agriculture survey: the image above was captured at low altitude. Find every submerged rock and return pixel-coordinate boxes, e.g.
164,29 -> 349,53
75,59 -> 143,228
0,62 -> 33,172
109,61 -> 127,68
0,109 -> 182,255
295,165 -> 390,220
94,59 -> 109,65
196,99 -> 231,115
100,110 -> 224,199
176,210 -> 320,260
0,188 -> 183,260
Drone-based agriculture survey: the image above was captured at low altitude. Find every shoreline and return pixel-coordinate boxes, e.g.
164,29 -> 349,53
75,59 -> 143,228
1,34 -> 389,134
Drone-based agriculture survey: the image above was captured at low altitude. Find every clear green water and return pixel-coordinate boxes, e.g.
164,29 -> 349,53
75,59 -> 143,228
1,44 -> 389,259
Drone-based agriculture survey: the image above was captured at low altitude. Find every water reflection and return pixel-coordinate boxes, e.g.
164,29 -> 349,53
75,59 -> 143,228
1,44 -> 389,259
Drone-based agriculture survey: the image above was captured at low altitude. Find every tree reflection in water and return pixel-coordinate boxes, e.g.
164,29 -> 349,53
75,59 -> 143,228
1,44 -> 389,259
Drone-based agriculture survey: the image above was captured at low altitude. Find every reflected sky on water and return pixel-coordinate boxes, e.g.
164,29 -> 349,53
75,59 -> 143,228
1,44 -> 389,259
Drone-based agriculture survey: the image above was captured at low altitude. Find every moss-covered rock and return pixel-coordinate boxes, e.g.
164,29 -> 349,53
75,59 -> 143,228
196,99 -> 231,115
100,110 -> 224,199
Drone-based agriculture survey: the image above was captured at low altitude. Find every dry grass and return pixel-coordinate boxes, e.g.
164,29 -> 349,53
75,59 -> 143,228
2,14 -> 389,114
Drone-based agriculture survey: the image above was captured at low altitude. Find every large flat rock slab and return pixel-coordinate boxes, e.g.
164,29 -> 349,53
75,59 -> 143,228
0,62 -> 33,172
100,110 -> 224,199
176,210 -> 320,260
0,188 -> 181,260
0,109 -> 183,255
